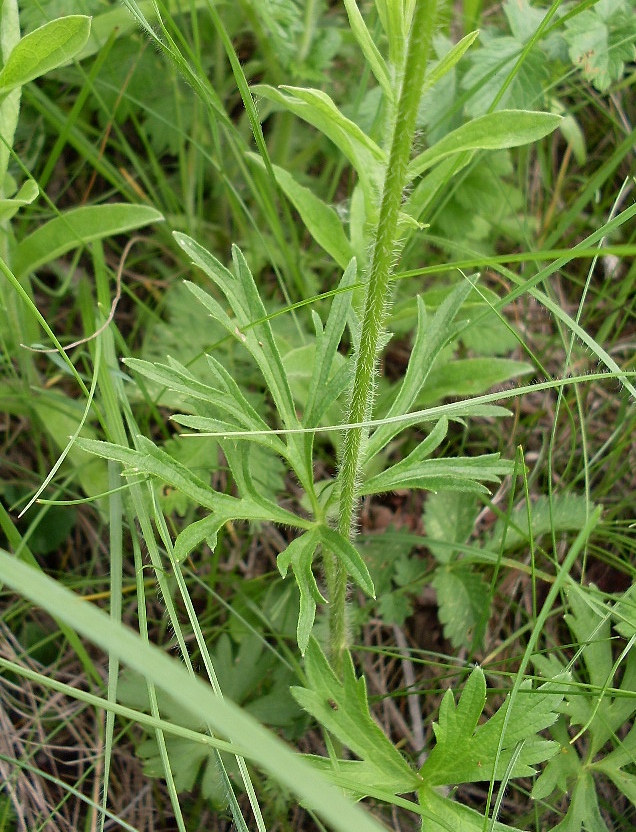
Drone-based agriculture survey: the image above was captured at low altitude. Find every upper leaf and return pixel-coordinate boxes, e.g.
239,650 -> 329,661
406,110 -> 561,182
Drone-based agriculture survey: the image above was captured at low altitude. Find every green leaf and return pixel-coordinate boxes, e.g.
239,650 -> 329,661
432,564 -> 489,650
174,234 -> 299,432
0,16 -> 91,96
424,491 -> 479,564
421,666 -> 563,786
362,450 -> 512,496
319,526 -> 375,598
0,178 -> 38,222
418,787 -> 522,832
277,529 -> 324,654
365,280 -> 477,460
254,84 -> 385,202
484,494 -> 594,554
342,0 -> 394,101
406,110 -> 561,181
563,2 -> 636,92
0,552 -> 398,832
419,357 -> 533,404
12,204 -> 164,278
248,154 -> 354,269
461,34 -> 548,117
291,640 -> 420,795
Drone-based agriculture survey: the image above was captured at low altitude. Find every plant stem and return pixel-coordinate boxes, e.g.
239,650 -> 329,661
329,0 -> 440,675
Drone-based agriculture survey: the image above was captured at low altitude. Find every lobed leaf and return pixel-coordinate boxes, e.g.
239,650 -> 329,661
291,640 -> 419,793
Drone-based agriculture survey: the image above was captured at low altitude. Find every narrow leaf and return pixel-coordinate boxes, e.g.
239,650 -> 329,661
319,526 -> 375,598
406,111 -> 561,182
342,0 -> 394,101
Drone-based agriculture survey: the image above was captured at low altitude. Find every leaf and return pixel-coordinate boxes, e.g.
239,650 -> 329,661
277,529 -> 324,654
0,16 -> 91,96
362,449 -> 512,496
419,357 -> 533,404
254,84 -> 385,202
342,0 -> 393,101
248,154 -> 354,269
319,526 -> 375,598
12,204 -> 164,278
421,666 -> 563,786
0,178 -> 38,222
563,2 -> 636,92
424,491 -> 479,564
291,640 -> 420,795
406,110 -> 561,181
484,494 -> 594,554
418,787 -> 522,832
461,33 -> 548,117
365,280 -> 477,460
174,234 -> 299,431
432,564 -> 489,650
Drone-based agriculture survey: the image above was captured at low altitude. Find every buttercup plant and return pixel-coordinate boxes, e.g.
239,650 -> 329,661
2,1 -> 635,830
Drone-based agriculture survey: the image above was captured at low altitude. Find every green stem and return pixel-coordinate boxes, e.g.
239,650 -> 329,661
329,0 -> 439,674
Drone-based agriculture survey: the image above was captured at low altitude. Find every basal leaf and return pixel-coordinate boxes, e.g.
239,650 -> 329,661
406,110 -> 561,182
13,204 -> 164,278
424,491 -> 479,564
418,787 -> 522,832
291,640 -> 419,793
432,564 -> 489,650
0,16 -> 91,96
421,666 -> 563,786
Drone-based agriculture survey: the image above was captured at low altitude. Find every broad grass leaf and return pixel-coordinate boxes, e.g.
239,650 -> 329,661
12,204 -> 164,278
406,110 -> 561,182
291,640 -> 419,792
421,666 -> 563,786
0,16 -> 91,96
0,554 -> 393,832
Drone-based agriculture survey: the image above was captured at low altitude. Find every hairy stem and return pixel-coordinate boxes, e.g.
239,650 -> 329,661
328,0 -> 440,675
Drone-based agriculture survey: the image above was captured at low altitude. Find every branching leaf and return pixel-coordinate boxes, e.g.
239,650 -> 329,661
291,640 -> 420,795
319,526 -> 374,598
420,666 -> 563,786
